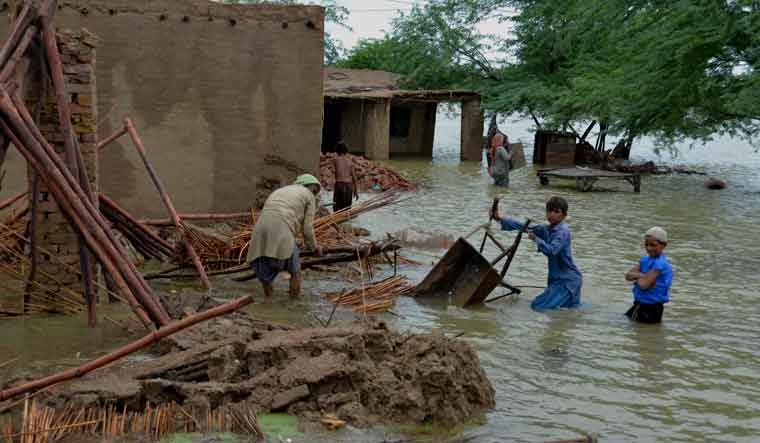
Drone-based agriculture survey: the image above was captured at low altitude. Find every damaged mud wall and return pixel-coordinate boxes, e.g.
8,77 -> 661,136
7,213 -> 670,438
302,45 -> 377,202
25,30 -> 99,298
2,0 -> 325,216
389,101 -> 436,157
461,98 -> 484,161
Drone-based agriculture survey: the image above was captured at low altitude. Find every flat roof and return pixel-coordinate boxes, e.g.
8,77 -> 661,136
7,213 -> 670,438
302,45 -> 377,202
324,68 -> 479,101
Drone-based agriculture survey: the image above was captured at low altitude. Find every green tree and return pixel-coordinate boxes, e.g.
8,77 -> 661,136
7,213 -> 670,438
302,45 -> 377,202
341,0 -> 760,153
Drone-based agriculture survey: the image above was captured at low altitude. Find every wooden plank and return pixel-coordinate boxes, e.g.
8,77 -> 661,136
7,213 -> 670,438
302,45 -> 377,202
537,167 -> 639,179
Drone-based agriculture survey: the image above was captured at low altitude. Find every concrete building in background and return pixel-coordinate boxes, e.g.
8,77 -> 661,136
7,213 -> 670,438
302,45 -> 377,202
0,0 -> 325,216
323,68 -> 484,161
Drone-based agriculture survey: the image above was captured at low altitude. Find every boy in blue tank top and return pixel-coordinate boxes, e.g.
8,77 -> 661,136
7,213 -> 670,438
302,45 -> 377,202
625,226 -> 674,323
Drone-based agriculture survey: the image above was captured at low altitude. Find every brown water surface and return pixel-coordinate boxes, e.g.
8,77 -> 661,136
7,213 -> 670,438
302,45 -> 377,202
2,116 -> 760,442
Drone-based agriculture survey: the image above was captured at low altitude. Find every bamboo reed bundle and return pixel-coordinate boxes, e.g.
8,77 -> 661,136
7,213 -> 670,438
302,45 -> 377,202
230,191 -> 400,262
168,192 -> 399,271
323,275 -> 414,313
98,194 -> 175,261
0,223 -> 134,316
0,400 -> 264,442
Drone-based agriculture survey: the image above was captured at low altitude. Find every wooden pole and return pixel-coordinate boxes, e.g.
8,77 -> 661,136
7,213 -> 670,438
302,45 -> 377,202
95,125 -> 127,151
0,188 -> 25,211
0,24 -> 37,83
124,118 -> 211,291
138,212 -> 251,226
0,0 -> 34,68
6,92 -> 170,326
23,173 -> 38,308
99,193 -> 175,259
0,295 -> 253,402
0,96 -> 154,329
40,14 -> 99,327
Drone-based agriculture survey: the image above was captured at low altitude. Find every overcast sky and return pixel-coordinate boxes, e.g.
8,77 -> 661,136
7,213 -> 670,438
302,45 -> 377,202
325,0 -> 513,52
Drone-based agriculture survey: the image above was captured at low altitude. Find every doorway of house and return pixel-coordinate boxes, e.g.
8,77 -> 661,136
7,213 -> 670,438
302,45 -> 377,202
321,103 -> 342,153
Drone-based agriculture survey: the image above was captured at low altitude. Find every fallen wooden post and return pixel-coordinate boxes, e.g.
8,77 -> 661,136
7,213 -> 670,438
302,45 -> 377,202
11,92 -> 169,326
0,24 -> 37,83
96,125 -> 127,151
0,189 -> 25,211
138,212 -> 252,226
0,295 -> 253,402
41,13 -> 99,327
0,94 -> 160,329
99,194 -> 175,261
125,118 -> 211,291
232,240 -> 399,282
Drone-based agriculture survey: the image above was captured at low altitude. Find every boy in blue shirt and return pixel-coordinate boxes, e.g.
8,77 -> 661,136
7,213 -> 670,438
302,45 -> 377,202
491,196 -> 583,310
625,226 -> 673,323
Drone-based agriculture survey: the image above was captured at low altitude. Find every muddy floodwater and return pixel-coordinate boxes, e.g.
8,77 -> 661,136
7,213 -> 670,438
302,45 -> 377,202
2,114 -> 760,442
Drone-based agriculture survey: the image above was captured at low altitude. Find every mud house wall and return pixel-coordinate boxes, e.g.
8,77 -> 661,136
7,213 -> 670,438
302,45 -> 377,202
460,98 -> 484,161
389,101 -> 436,157
337,99 -> 366,155
0,0 -> 325,216
328,99 -> 437,158
362,99 -> 390,161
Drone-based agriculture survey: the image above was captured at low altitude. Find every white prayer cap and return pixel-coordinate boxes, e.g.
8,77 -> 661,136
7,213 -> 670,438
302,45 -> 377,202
645,226 -> 668,243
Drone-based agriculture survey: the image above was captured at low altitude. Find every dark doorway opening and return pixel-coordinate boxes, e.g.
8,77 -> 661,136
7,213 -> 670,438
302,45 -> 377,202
389,106 -> 411,137
322,103 -> 342,153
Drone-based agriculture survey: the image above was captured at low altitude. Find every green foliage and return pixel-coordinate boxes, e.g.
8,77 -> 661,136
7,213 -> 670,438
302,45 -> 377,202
343,0 -> 760,150
339,0 -> 500,90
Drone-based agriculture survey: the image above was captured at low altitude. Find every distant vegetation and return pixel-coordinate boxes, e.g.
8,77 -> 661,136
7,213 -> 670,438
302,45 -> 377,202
338,0 -> 760,153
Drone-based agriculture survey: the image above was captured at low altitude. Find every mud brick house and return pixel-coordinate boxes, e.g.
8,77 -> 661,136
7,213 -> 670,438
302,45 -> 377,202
322,68 -> 484,161
0,0 -> 325,216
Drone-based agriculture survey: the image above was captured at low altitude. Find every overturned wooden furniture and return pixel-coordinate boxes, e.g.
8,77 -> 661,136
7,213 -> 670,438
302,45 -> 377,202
537,167 -> 641,192
415,218 -> 529,307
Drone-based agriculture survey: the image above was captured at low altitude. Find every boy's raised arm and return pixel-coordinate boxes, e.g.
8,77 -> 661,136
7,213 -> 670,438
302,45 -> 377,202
534,228 -> 565,256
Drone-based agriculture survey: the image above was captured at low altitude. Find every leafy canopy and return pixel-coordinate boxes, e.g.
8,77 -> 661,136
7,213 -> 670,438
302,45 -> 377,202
340,0 -> 760,150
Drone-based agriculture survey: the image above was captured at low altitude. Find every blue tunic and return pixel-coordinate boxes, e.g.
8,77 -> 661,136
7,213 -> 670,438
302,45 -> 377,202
501,219 -> 583,310
632,254 -> 673,304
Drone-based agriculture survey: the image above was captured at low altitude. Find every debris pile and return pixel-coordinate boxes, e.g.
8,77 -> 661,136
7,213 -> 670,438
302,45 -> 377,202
27,318 -> 495,429
320,153 -> 418,192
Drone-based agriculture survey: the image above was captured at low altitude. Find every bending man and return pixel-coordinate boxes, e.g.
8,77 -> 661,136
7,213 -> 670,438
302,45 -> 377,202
247,174 -> 323,299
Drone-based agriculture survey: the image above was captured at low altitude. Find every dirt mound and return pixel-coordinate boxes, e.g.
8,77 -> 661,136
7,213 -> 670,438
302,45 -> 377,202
40,319 -> 494,428
320,153 -> 418,192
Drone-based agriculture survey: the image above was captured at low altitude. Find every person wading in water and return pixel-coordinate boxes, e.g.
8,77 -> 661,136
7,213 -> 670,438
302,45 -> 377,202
488,133 -> 512,187
247,174 -> 323,299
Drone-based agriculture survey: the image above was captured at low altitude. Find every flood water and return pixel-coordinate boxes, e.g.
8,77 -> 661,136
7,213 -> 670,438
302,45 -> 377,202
2,113 -> 760,442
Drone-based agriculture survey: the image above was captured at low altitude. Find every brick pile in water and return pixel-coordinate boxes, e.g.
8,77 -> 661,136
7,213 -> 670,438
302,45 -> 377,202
319,153 -> 418,192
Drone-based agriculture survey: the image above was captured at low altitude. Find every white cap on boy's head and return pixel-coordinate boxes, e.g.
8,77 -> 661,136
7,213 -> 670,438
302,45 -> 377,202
645,226 -> 668,243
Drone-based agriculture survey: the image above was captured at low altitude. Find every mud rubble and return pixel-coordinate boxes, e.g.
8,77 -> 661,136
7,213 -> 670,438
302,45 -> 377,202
36,313 -> 495,428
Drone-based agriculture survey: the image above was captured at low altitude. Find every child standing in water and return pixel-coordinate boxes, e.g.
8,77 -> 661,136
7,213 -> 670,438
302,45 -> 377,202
625,227 -> 673,323
491,196 -> 583,310
332,141 -> 359,212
